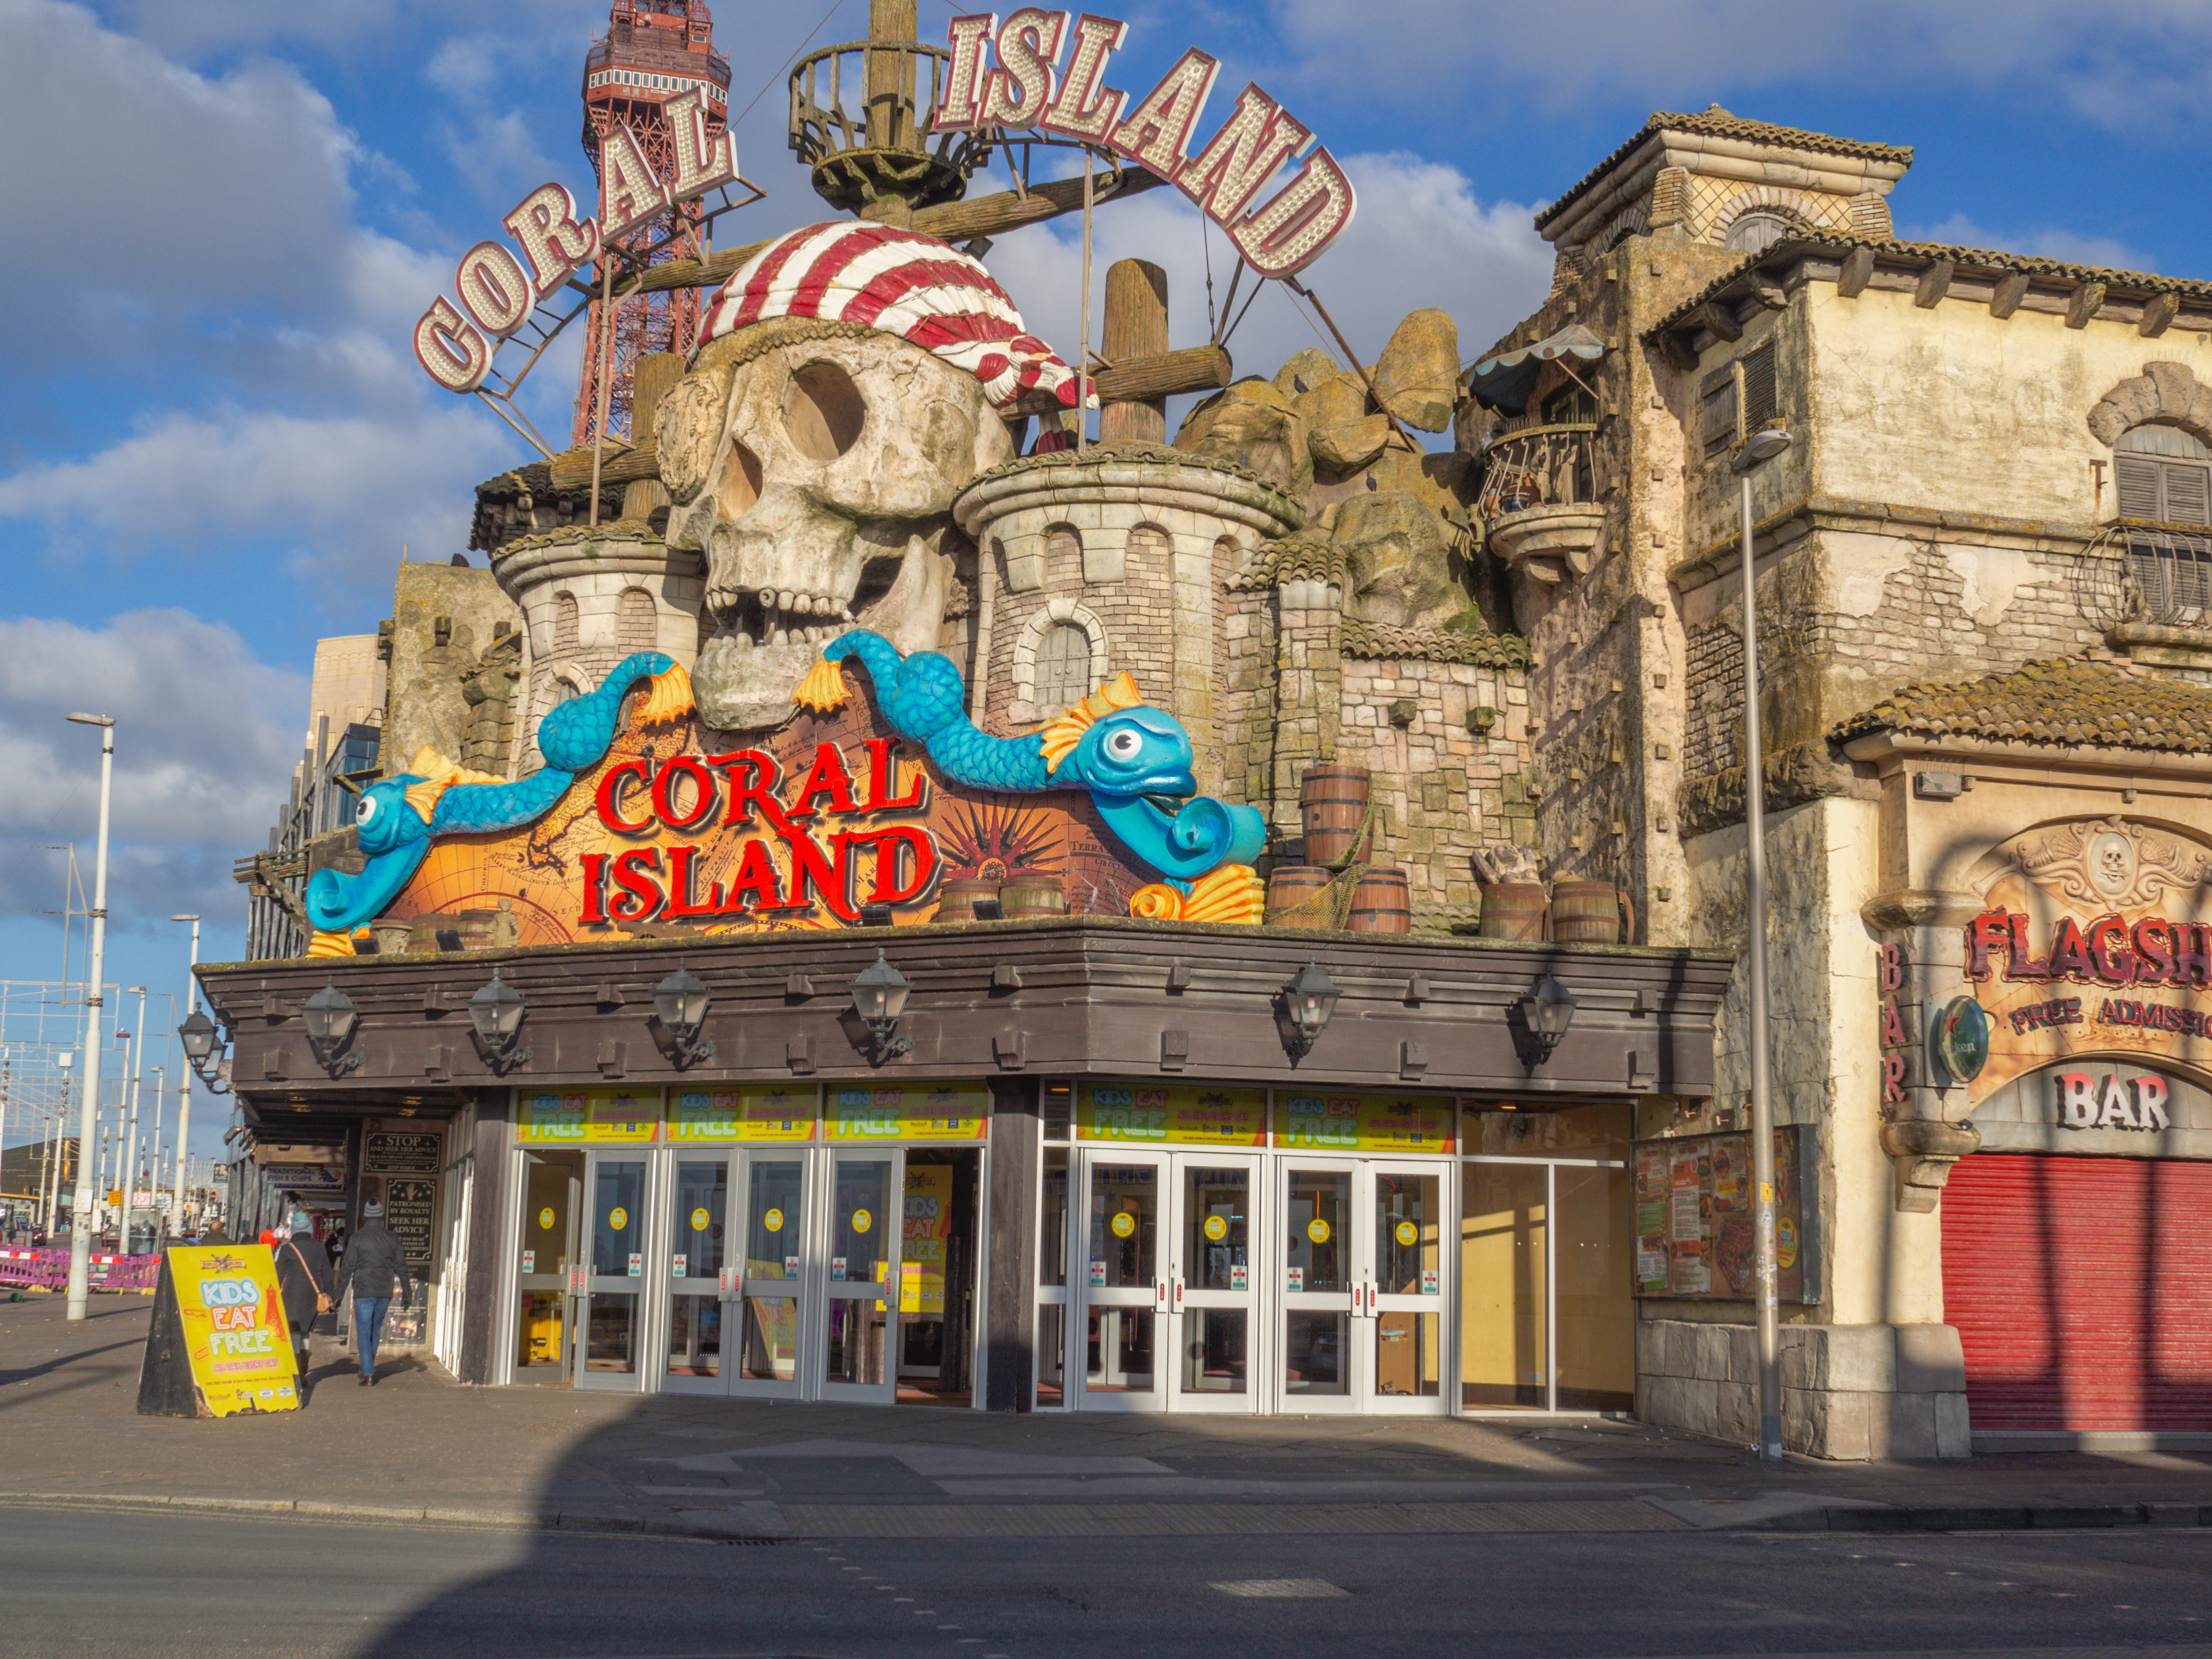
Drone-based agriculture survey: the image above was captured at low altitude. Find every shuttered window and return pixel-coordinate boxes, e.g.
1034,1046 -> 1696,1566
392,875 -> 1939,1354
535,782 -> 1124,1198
1739,341 -> 1778,435
2115,425 -> 2212,525
1942,1152 -> 2212,1433
1700,367 -> 1737,458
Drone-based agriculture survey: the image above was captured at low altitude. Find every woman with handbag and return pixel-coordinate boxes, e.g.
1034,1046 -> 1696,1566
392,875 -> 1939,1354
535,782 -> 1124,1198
275,1211 -> 335,1386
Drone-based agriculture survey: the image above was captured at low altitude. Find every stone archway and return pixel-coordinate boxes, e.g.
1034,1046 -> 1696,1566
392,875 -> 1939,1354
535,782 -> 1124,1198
2086,361 -> 2212,448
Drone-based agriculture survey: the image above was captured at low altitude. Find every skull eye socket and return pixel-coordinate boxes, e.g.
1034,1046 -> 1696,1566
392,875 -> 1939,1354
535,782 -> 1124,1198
782,361 -> 865,461
1105,728 -> 1143,761
716,440 -> 763,519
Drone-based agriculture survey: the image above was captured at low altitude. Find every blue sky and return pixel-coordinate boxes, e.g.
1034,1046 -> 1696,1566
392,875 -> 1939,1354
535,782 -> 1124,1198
4,0 -> 2211,1160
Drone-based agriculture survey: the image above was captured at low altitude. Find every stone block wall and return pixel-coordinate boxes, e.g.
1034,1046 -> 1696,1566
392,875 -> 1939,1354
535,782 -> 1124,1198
1681,525 -> 2116,789
381,562 -> 528,780
1635,1318 -> 1970,1459
1337,656 -> 1535,930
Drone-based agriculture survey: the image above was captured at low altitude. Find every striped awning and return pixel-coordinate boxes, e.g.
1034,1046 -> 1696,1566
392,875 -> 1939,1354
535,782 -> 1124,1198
1465,323 -> 1606,413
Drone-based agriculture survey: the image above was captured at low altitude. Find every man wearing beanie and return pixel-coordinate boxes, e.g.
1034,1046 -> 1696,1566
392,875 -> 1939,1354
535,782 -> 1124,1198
334,1197 -> 411,1386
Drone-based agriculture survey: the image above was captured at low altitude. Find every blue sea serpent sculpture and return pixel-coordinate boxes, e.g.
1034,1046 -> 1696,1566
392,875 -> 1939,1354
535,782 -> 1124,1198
301,652 -> 694,952
796,630 -> 1266,900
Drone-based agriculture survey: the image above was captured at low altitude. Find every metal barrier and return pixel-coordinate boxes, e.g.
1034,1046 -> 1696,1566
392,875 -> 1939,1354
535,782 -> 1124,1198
0,1248 -> 159,1292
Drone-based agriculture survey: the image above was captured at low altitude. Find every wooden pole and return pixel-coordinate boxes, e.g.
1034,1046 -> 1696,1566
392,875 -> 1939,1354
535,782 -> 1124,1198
620,352 -> 687,521
1076,153 -> 1093,453
588,253 -> 616,527
1099,259 -> 1169,444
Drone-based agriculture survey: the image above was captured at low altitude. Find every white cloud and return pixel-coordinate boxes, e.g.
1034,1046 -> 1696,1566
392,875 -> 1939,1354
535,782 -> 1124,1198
0,402 -> 514,583
977,150 -> 1552,404
1262,0 -> 2212,129
0,611 -> 309,925
1905,213 -> 2153,276
0,0 -> 363,364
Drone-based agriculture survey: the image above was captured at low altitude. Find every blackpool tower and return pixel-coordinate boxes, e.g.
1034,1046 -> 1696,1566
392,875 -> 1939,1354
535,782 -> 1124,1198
572,0 -> 731,447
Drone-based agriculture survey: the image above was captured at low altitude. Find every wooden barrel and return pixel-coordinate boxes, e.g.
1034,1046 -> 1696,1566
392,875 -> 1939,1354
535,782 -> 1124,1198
1000,875 -> 1067,919
1476,882 -> 1550,941
1300,764 -> 1373,865
1551,879 -> 1632,944
1266,864 -> 1334,927
1347,868 -> 1411,934
936,875 -> 1001,922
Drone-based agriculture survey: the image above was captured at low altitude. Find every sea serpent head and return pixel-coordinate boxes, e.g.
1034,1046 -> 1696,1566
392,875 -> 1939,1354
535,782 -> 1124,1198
1065,706 -> 1196,808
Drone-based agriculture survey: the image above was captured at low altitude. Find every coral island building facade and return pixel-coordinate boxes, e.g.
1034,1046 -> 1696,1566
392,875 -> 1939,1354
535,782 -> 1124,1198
205,17 -> 2210,1451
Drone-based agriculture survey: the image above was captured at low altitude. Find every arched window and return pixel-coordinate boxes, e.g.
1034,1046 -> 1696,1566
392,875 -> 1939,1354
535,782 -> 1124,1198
2116,424 -> 2211,524
552,593 -> 580,652
618,587 -> 656,650
1034,623 -> 1092,711
2117,425 -> 2212,628
1724,210 -> 1793,254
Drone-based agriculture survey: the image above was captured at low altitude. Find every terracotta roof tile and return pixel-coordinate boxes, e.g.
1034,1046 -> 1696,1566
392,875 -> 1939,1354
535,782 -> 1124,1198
1647,229 -> 2211,337
1830,656 -> 2212,752
1343,619 -> 1529,669
1537,109 -> 1912,232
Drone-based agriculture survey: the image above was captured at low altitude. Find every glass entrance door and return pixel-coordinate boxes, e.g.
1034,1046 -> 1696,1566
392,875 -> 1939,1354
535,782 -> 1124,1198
732,1151 -> 808,1396
1172,1157 -> 1259,1412
1279,1160 -> 1357,1411
578,1152 -> 648,1391
1073,1152 -> 1261,1412
1077,1155 -> 1165,1408
661,1154 -> 729,1393
513,1151 -> 580,1384
819,1149 -> 902,1402
1364,1162 -> 1446,1411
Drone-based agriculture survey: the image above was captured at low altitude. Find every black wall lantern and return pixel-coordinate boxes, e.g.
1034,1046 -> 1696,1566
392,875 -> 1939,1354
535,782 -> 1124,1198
301,976 -> 364,1075
849,950 -> 914,1061
176,1006 -> 233,1095
653,959 -> 716,1068
467,967 -> 531,1072
1277,958 -> 1341,1065
1511,972 -> 1578,1065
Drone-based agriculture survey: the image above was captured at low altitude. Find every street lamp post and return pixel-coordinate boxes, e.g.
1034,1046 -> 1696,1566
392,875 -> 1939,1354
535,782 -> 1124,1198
121,988 -> 147,1253
64,712 -> 116,1321
1731,427 -> 1793,1463
170,916 -> 201,1236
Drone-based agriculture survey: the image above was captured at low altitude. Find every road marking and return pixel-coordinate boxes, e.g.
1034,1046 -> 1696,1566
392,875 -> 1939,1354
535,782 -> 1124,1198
1211,1578 -> 1350,1599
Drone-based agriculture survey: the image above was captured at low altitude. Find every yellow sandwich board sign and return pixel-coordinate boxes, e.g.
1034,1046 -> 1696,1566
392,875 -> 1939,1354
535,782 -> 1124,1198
169,1244 -> 300,1416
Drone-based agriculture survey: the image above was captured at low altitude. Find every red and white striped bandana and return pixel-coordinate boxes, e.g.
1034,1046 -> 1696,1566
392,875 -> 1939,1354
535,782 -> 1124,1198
701,222 -> 1091,410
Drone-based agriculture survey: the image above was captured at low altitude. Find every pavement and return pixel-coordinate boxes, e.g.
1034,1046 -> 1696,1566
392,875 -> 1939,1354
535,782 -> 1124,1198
4,1295 -> 2209,1543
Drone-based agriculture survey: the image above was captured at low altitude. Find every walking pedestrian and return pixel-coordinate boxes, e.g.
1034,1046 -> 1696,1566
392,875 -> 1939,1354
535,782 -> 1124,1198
274,1211 -> 333,1381
197,1222 -> 232,1246
332,1200 -> 410,1387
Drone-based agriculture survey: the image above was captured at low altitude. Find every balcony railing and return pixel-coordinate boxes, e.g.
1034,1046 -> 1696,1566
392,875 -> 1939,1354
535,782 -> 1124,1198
1475,423 -> 1598,522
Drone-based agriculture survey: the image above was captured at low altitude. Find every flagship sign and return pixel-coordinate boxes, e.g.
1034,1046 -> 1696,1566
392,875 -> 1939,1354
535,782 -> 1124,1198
931,11 -> 1355,277
413,90 -> 737,394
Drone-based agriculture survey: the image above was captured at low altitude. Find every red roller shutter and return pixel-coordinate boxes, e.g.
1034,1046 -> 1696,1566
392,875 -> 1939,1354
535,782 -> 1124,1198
1942,1153 -> 2212,1432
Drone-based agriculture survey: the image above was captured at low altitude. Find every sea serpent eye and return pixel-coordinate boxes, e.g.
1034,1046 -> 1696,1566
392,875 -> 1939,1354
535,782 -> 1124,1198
1105,728 -> 1142,760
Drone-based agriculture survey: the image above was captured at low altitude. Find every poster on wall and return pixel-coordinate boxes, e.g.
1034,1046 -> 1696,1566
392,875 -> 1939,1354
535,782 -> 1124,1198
1077,1084 -> 1268,1146
668,1085 -> 819,1142
900,1164 -> 955,1317
1633,1127 -> 1814,1303
826,1083 -> 990,1142
517,1088 -> 664,1144
1276,1091 -> 1456,1154
362,1130 -> 441,1176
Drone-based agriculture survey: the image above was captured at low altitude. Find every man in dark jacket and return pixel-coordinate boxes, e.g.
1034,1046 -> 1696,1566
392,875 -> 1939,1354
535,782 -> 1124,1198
273,1212 -> 333,1379
334,1200 -> 411,1386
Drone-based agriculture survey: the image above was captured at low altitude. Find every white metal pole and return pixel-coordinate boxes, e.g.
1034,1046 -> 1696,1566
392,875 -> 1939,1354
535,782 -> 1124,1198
65,713 -> 114,1321
121,989 -> 146,1252
148,1063 -> 165,1241
171,917 -> 200,1235
1735,445 -> 1785,1463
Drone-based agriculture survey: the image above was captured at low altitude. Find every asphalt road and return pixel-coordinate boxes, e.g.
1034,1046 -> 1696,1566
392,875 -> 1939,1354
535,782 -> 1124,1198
2,1503 -> 2208,1659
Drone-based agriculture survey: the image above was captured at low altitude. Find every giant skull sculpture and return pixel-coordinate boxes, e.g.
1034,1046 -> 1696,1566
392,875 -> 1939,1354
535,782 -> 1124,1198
656,222 -> 1084,732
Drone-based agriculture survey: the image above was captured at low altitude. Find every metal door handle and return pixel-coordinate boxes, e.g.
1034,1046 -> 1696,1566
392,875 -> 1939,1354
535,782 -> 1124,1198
1155,1278 -> 1170,1312
1173,1276 -> 1185,1311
